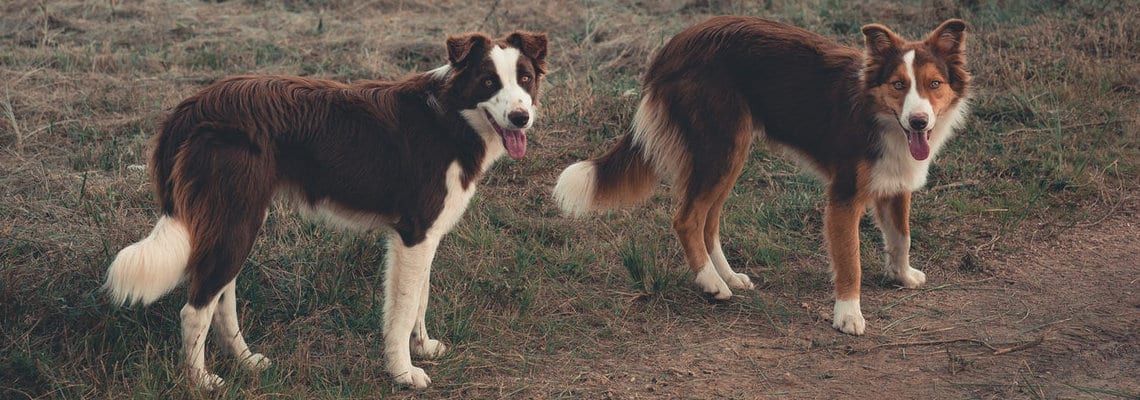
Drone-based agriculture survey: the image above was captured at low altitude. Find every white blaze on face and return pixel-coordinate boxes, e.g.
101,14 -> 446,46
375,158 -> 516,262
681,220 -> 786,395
484,46 -> 534,129
899,50 -> 935,130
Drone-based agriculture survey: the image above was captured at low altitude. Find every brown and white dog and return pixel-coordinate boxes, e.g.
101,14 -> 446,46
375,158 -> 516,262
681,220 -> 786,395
104,31 -> 547,389
554,17 -> 969,335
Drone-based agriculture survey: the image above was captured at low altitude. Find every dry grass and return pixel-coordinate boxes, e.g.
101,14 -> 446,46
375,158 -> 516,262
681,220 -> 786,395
1,0 -> 1137,398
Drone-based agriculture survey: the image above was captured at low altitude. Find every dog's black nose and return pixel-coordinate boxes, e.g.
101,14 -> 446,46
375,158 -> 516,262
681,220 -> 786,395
908,114 -> 928,131
508,110 -> 530,128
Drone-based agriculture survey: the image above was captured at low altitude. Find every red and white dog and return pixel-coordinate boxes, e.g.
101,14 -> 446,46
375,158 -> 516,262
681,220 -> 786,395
105,31 -> 547,389
555,17 -> 969,335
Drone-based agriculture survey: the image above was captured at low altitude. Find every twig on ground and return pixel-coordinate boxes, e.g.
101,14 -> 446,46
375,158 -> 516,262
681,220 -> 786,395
991,334 -> 1045,355
930,179 -> 980,192
864,332 -> 1049,356
865,338 -> 999,352
1017,318 -> 1071,335
1001,119 -> 1128,136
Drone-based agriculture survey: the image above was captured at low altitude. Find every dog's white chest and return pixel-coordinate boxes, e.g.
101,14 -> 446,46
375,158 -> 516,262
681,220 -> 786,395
868,149 -> 931,195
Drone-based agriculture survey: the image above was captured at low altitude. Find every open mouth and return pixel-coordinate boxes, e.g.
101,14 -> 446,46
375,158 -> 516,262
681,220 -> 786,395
904,129 -> 931,161
484,110 -> 527,160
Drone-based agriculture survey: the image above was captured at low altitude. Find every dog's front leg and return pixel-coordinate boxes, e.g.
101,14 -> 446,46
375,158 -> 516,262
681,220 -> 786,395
873,192 -> 927,288
412,260 -> 448,359
383,233 -> 441,388
825,198 -> 867,335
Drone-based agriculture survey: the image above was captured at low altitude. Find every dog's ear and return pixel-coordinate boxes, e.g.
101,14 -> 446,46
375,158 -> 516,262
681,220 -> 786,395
446,33 -> 491,67
926,19 -> 967,58
505,31 -> 548,75
861,24 -> 902,57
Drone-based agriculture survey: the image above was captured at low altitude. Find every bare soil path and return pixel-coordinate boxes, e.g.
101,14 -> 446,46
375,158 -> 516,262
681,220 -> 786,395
457,205 -> 1139,399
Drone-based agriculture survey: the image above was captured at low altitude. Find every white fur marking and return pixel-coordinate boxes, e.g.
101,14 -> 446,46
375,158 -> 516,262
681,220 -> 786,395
182,300 -> 224,390
484,46 -> 534,130
632,94 -> 690,186
104,216 -> 191,306
896,267 -> 927,289
694,261 -> 732,300
709,237 -> 754,290
833,298 -> 866,335
427,64 -> 451,80
552,161 -> 599,217
295,201 -> 393,232
875,207 -> 926,289
869,99 -> 969,195
899,50 -> 935,129
383,236 -> 437,389
430,161 -> 479,235
412,264 -> 447,359
211,279 -> 270,371
461,109 -> 507,171
383,161 -> 483,388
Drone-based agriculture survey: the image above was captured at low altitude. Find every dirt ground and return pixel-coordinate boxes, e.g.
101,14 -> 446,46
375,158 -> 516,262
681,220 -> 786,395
447,202 -> 1140,399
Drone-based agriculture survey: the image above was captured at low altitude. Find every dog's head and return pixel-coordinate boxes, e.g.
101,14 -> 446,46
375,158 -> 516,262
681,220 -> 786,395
440,31 -> 548,160
861,19 -> 970,161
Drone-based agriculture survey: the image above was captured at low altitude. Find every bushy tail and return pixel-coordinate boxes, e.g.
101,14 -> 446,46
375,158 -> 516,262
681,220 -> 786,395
554,133 -> 658,216
104,216 -> 191,306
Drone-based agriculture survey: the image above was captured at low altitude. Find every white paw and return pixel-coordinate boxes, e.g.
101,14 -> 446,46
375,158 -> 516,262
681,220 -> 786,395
724,272 -> 755,290
189,369 -> 225,391
694,265 -> 732,300
832,299 -> 866,335
392,366 -> 432,389
896,267 -> 926,288
240,352 -> 271,371
413,339 -> 448,359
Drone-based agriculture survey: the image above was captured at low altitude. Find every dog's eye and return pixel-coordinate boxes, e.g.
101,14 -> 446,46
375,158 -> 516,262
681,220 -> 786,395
519,75 -> 531,83
891,81 -> 906,91
483,79 -> 495,88
930,80 -> 942,89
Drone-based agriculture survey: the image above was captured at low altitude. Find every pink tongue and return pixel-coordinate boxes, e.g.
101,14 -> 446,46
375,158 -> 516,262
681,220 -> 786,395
502,129 -> 526,159
907,131 -> 930,161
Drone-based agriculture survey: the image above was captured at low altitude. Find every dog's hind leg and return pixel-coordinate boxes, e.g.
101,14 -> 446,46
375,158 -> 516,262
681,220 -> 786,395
873,192 -> 926,288
383,233 -> 441,388
671,94 -> 754,300
704,127 -> 755,291
706,201 -> 755,290
181,204 -> 269,388
181,297 -> 224,389
675,193 -> 732,300
175,124 -> 275,389
411,262 -> 447,359
212,278 -> 271,371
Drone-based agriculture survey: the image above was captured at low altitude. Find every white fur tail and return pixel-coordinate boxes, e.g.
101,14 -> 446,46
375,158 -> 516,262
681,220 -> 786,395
553,161 -> 599,217
104,216 -> 191,306
553,133 -> 657,217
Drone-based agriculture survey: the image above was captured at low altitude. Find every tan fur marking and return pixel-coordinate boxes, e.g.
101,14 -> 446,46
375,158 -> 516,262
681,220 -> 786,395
826,200 -> 865,301
828,162 -> 875,301
674,200 -> 713,272
700,176 -> 740,256
874,191 -> 910,237
701,129 -> 752,253
633,94 -> 692,189
915,63 -> 952,116
876,63 -> 912,117
676,118 -> 753,274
